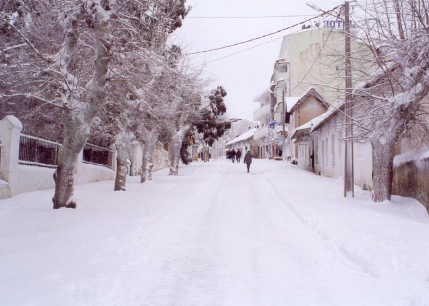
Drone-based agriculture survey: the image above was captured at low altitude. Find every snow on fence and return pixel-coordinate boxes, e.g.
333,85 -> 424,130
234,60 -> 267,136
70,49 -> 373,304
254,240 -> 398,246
19,134 -> 60,168
82,143 -> 113,169
0,115 -> 116,200
18,134 -> 114,170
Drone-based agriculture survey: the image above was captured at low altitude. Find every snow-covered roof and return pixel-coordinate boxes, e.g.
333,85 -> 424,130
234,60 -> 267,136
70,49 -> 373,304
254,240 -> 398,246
225,128 -> 256,146
286,97 -> 300,112
288,87 -> 329,113
291,116 -> 319,139
310,100 -> 345,132
290,99 -> 343,139
275,87 -> 328,114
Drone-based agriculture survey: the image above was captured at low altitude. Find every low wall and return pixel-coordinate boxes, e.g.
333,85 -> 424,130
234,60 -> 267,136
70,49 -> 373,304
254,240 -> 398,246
128,142 -> 169,174
393,158 -> 429,213
0,115 -> 116,200
1,116 -> 170,200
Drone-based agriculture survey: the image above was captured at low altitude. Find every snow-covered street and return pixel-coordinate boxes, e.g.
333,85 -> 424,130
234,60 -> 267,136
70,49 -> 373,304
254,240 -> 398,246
1,159 -> 428,306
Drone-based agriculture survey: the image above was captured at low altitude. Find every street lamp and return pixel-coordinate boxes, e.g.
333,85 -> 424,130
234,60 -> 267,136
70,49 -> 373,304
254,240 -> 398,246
306,1 -> 354,197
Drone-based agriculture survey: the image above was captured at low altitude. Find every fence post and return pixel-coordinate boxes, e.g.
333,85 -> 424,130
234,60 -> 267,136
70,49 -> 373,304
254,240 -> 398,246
0,116 -> 23,195
108,145 -> 117,173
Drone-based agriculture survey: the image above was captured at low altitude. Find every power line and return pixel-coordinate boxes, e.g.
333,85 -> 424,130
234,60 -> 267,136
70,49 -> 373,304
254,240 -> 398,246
187,15 -> 315,19
184,5 -> 341,56
207,36 -> 283,64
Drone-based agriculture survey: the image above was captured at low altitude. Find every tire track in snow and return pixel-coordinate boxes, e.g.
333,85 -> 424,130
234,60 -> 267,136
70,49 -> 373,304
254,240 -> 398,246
258,170 -> 381,278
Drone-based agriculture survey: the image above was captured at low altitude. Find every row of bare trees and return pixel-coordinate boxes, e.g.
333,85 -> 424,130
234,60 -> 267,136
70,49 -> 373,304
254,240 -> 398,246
0,0 -> 230,209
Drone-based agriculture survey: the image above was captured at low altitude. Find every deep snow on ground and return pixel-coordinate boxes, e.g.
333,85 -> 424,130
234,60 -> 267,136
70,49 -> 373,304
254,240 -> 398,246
0,159 -> 428,306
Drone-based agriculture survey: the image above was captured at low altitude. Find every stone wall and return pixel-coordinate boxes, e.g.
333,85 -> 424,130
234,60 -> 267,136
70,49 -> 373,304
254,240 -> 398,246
393,159 -> 429,213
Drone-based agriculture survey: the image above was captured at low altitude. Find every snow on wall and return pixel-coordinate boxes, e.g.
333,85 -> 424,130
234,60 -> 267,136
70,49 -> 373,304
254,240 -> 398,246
0,116 -> 115,199
393,158 -> 429,213
0,116 -> 171,200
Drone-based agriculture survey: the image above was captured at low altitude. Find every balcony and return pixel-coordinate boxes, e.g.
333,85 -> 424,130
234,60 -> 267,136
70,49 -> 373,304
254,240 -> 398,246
253,126 -> 269,140
253,104 -> 270,121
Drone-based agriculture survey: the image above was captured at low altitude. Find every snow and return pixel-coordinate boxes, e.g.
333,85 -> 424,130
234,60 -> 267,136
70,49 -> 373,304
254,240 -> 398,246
393,146 -> 429,167
311,100 -> 344,132
225,128 -> 256,146
0,159 -> 428,306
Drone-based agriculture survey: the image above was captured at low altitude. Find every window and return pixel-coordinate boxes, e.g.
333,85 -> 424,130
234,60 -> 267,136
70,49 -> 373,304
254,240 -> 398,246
331,134 -> 335,167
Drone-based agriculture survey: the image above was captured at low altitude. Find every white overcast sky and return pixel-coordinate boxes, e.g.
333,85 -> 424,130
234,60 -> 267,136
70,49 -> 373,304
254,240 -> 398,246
172,0 -> 344,121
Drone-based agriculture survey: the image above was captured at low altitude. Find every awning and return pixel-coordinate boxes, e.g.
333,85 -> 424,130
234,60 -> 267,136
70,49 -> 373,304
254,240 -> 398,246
291,127 -> 310,140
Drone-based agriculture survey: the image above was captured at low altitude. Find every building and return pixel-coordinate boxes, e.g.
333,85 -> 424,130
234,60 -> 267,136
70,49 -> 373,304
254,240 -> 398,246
288,88 -> 329,163
252,87 -> 277,159
270,25 -> 367,158
210,119 -> 256,160
225,128 -> 258,158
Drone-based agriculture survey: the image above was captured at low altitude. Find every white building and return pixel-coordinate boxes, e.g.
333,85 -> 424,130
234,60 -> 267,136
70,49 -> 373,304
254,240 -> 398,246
210,119 -> 256,160
252,87 -> 277,159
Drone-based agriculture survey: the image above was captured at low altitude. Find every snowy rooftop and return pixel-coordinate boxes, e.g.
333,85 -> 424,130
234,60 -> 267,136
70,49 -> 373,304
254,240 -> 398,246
225,128 -> 256,146
278,87 -> 327,114
311,100 -> 345,132
286,97 -> 300,111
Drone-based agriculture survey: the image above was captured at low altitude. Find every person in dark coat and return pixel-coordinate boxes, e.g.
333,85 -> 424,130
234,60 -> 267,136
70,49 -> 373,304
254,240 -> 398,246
243,150 -> 252,173
236,149 -> 242,163
230,149 -> 236,163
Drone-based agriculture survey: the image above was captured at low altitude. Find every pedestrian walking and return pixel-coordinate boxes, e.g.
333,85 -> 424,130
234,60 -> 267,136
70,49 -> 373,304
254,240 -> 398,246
230,149 -> 236,163
243,150 -> 252,173
236,149 -> 242,163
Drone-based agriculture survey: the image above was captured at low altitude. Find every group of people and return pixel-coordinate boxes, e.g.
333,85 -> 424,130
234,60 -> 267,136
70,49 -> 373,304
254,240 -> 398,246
227,148 -> 242,163
226,149 -> 253,173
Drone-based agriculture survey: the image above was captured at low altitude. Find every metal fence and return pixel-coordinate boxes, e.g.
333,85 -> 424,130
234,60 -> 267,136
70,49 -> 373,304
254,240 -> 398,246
82,143 -> 113,169
18,134 -> 113,169
19,134 -> 60,168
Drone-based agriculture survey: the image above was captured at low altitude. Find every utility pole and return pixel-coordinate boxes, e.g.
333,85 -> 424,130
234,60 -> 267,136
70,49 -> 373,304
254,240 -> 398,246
344,0 -> 354,197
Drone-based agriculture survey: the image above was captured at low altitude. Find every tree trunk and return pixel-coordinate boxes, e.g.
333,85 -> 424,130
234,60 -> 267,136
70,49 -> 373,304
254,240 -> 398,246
52,117 -> 88,209
52,4 -> 113,208
114,142 -> 128,191
141,130 -> 158,183
371,138 -> 396,202
169,126 -> 188,175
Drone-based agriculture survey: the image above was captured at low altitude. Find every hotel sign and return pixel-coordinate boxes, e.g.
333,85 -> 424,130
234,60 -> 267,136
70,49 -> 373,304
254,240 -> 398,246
323,20 -> 354,29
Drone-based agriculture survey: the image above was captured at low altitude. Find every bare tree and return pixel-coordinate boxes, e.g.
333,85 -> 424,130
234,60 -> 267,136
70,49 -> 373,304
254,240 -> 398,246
1,1 -> 115,208
350,0 -> 429,202
165,67 -> 206,175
